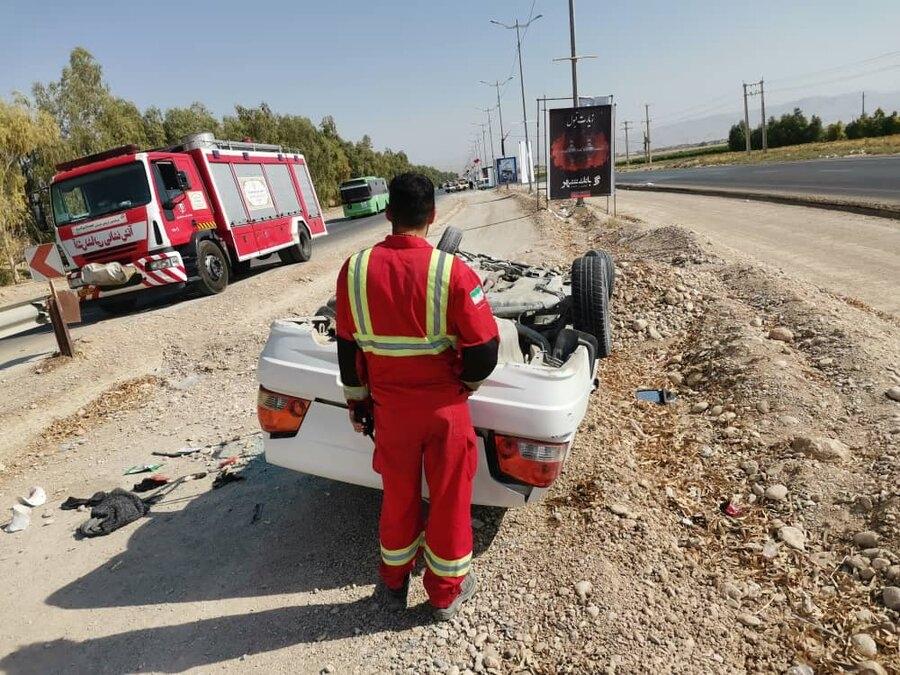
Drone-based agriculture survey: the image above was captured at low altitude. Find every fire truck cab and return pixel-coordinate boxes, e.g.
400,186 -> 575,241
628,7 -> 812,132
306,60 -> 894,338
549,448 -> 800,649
48,132 -> 326,311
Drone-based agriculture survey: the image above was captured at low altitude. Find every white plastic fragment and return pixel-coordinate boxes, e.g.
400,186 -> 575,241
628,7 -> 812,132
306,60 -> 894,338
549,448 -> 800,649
22,486 -> 47,507
5,505 -> 31,533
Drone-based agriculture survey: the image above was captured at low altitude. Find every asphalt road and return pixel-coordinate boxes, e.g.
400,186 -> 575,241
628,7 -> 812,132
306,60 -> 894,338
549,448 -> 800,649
617,155 -> 900,203
0,204 -> 417,372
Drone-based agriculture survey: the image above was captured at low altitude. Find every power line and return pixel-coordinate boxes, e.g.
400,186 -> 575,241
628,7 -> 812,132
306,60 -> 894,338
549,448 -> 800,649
766,49 -> 900,86
766,63 -> 900,95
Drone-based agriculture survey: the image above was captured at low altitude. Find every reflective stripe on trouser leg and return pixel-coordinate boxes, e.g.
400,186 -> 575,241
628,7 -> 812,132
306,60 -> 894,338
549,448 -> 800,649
380,533 -> 423,567
423,544 -> 471,577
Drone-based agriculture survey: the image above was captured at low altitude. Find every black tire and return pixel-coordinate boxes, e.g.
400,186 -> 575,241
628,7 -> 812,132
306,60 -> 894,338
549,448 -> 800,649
279,229 -> 312,264
97,294 -> 138,316
437,226 -> 463,254
196,239 -> 229,295
571,255 -> 612,358
584,249 -> 615,297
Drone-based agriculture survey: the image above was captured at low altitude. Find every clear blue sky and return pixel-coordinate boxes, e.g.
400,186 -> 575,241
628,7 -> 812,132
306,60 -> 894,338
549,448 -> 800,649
2,0 -> 899,170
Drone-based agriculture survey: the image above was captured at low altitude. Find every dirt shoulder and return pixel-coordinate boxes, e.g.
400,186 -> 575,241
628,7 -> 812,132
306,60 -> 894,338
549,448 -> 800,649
609,190 -> 900,317
0,189 -> 898,674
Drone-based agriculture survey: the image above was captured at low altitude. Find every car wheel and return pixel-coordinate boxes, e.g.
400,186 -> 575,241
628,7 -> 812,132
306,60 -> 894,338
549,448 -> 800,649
571,255 -> 612,358
437,226 -> 463,254
196,239 -> 229,295
584,249 -> 615,297
279,228 -> 312,264
97,294 -> 138,315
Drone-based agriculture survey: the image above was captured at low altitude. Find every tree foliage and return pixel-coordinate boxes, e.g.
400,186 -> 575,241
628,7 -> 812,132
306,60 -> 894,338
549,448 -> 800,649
728,106 -> 899,151
0,100 -> 58,282
0,47 -> 456,283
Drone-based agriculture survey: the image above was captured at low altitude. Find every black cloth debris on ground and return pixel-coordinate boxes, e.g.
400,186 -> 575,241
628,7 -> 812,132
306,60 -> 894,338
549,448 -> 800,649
132,476 -> 170,493
78,489 -> 149,538
60,492 -> 107,510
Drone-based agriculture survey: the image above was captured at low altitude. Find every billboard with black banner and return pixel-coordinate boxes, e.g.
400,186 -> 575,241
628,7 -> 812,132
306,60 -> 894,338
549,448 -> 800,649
548,104 -> 613,199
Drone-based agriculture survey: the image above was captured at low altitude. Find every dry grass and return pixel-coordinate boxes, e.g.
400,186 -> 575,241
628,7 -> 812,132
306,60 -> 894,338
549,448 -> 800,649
38,375 -> 160,446
623,134 -> 900,171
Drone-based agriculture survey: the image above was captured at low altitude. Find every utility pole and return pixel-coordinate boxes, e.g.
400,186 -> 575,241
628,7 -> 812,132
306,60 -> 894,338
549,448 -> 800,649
760,79 -> 767,152
536,96 -> 541,206
644,104 -> 652,165
491,14 -> 543,192
622,121 -> 632,166
549,1 -> 598,205
862,91 -> 866,117
742,83 -> 752,154
480,77 -> 513,156
479,107 -> 497,170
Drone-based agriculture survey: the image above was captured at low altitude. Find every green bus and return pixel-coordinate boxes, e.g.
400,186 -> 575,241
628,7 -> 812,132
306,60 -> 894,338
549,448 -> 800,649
340,176 -> 389,218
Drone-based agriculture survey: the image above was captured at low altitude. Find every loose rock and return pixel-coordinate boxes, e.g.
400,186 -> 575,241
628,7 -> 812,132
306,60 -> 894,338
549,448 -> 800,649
886,386 -> 900,402
882,586 -> 900,611
736,612 -> 761,628
791,435 -> 850,463
850,633 -> 877,658
574,580 -> 593,600
765,484 -> 789,502
854,531 -> 880,548
778,526 -> 806,551
856,661 -> 888,675
768,326 -> 794,342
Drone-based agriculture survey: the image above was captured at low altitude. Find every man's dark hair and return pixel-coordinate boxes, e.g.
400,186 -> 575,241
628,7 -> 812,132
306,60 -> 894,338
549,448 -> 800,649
388,172 -> 435,228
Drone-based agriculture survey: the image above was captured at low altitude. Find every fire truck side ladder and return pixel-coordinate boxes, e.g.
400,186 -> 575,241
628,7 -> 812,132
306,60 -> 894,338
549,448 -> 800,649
170,132 -> 284,154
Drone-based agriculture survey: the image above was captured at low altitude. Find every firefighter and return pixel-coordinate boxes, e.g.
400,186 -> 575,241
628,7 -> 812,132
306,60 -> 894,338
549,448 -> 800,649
335,173 -> 499,620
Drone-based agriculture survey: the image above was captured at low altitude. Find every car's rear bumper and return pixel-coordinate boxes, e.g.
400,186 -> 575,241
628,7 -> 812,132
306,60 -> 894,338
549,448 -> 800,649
264,401 -> 545,508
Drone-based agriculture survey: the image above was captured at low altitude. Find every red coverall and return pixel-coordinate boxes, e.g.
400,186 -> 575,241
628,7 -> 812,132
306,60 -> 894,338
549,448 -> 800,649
335,234 -> 498,608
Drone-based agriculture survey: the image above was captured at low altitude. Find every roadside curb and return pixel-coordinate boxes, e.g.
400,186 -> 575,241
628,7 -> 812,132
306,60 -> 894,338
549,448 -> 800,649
617,183 -> 900,221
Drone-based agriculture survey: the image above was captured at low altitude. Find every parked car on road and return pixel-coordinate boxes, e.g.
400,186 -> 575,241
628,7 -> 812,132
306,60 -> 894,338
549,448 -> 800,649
257,228 -> 614,507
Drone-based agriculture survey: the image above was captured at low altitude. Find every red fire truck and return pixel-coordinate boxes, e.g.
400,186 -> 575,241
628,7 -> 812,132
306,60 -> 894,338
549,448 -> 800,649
47,132 -> 327,312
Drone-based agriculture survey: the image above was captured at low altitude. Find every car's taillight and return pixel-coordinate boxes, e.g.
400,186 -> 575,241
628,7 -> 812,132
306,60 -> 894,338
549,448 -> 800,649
257,386 -> 310,435
495,435 -> 568,487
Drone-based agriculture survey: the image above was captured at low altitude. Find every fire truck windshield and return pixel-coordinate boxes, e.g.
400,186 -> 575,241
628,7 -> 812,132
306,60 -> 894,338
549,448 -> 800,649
51,162 -> 152,227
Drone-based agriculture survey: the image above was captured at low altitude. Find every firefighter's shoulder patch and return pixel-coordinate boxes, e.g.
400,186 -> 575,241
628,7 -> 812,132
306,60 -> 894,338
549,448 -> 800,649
469,285 -> 485,305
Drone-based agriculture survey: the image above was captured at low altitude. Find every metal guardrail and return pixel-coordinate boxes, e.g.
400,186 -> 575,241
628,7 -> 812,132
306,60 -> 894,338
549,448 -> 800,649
0,297 -> 48,340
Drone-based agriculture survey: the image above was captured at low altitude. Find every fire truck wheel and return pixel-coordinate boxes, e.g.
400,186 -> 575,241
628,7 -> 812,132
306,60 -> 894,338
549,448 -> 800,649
196,239 -> 230,295
278,229 -> 312,264
97,294 -> 138,315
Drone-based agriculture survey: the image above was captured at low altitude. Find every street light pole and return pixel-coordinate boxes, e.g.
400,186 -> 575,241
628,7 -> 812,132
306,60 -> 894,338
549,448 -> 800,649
480,78 -> 512,156
491,14 -> 543,192
568,0 -> 578,106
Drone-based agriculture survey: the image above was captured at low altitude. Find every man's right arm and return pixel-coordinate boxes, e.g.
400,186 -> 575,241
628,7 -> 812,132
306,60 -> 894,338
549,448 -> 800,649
335,261 -> 368,402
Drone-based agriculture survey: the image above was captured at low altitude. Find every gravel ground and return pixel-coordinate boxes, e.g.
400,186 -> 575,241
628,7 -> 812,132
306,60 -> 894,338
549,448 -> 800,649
0,189 -> 898,674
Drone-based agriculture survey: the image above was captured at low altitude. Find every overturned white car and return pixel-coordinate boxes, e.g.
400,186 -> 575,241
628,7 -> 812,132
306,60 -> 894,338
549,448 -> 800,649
256,227 -> 613,508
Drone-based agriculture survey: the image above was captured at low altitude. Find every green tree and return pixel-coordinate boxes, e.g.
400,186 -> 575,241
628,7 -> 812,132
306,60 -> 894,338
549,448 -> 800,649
825,121 -> 845,142
0,99 -> 59,282
162,102 -> 220,144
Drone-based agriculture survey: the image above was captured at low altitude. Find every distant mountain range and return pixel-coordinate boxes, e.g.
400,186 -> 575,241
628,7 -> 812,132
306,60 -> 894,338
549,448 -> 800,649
645,90 -> 900,150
